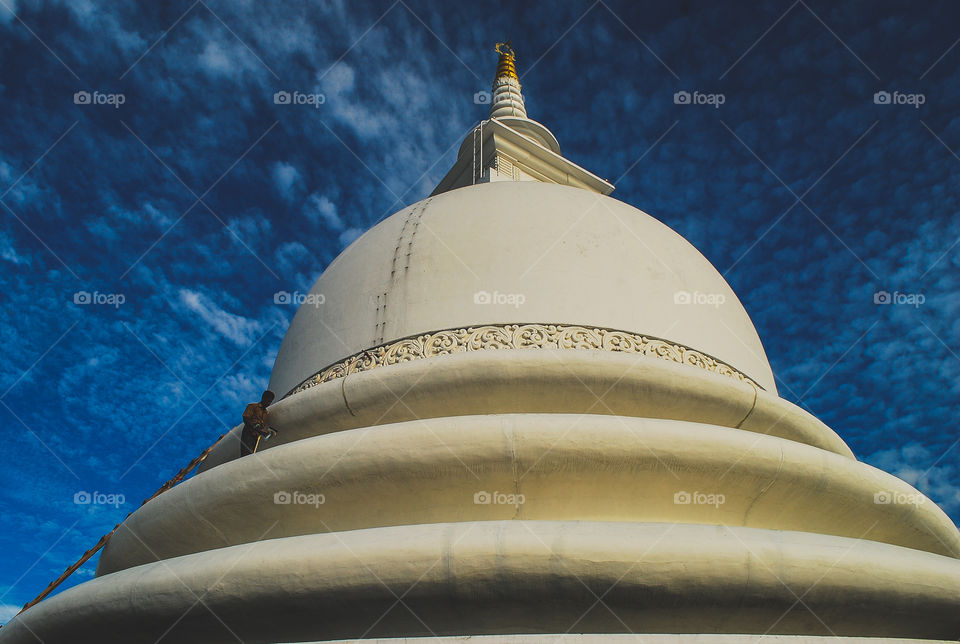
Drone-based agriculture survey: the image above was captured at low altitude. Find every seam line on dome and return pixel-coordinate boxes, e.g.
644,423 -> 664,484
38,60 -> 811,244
340,374 -> 357,417
505,419 -> 523,520
735,382 -> 760,429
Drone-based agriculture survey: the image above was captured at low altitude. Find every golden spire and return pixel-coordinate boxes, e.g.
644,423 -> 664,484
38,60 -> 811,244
490,41 -> 527,120
494,42 -> 519,84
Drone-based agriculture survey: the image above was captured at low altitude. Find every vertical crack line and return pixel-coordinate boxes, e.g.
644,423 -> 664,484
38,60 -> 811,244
505,420 -> 523,519
373,293 -> 381,346
743,447 -> 785,526
381,200 -> 429,342
340,374 -> 357,417
735,382 -> 760,429
374,292 -> 387,345
402,199 -> 429,274
383,216 -> 409,344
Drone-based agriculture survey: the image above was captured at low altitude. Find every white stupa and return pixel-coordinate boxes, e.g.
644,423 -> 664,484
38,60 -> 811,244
3,43 -> 958,644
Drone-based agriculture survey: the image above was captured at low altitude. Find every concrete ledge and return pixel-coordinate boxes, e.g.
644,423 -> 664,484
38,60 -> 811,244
200,350 -> 851,473
7,522 -> 960,643
99,414 -> 959,575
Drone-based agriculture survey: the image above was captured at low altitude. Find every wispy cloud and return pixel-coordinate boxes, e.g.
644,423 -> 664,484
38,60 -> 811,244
177,288 -> 264,346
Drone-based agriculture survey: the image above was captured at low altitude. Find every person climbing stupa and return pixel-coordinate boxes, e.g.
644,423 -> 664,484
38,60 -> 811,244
240,390 -> 277,456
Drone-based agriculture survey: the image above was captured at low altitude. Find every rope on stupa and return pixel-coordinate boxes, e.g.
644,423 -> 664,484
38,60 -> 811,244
11,431 -> 229,618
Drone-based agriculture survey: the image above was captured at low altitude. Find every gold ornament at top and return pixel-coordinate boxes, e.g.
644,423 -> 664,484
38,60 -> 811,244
495,42 -> 519,82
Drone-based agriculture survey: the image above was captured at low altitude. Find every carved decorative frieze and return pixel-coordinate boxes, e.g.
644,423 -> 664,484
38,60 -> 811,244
289,323 -> 760,396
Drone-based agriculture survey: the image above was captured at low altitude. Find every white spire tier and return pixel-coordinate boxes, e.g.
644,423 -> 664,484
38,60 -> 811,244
432,43 -> 613,196
489,75 -> 526,118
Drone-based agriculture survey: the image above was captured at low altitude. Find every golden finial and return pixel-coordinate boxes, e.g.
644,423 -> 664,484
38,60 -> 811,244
494,41 -> 518,82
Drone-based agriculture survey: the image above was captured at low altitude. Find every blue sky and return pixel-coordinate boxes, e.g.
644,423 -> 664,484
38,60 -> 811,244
1,0 -> 958,622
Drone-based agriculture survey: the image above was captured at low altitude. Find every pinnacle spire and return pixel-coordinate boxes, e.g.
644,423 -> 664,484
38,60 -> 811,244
494,42 -> 519,81
431,41 -> 613,197
490,42 -> 527,119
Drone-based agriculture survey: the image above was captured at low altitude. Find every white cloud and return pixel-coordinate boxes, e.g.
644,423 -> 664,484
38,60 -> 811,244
44,0 -> 145,54
305,193 -> 342,230
319,62 -> 391,139
323,61 -> 355,95
141,203 -> 173,228
338,227 -> 364,248
177,289 -> 262,346
199,41 -> 233,76
216,372 -> 260,409
85,216 -> 119,242
0,0 -> 18,25
271,162 -> 299,201
274,240 -> 310,277
0,231 -> 28,265
0,603 -> 19,625
0,157 -> 42,207
865,442 -> 960,516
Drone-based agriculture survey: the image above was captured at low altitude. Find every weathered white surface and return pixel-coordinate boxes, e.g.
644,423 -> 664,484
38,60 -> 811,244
5,522 -> 960,643
269,182 -> 777,397
98,413 -> 959,575
202,349 -> 849,474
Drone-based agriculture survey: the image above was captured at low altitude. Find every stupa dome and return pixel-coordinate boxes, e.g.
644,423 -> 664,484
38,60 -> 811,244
269,181 -> 777,397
